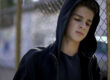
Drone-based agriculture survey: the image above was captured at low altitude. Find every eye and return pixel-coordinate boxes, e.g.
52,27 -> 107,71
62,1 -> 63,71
86,22 -> 91,27
73,17 -> 81,21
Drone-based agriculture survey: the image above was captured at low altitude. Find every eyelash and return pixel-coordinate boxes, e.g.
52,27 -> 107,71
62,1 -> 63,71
74,18 -> 81,21
73,17 -> 91,27
86,23 -> 90,27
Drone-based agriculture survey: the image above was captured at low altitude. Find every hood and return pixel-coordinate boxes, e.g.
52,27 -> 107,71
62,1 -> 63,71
54,0 -> 100,58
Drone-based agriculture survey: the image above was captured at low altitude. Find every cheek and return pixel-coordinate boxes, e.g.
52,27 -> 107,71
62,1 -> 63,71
66,20 -> 78,36
69,20 -> 76,26
67,21 -> 77,31
67,24 -> 75,34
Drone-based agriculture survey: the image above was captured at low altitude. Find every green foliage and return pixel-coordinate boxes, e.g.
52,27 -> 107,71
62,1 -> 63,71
0,0 -> 14,9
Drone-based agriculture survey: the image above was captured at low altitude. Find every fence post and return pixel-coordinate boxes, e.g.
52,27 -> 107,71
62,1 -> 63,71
16,0 -> 22,71
107,0 -> 110,80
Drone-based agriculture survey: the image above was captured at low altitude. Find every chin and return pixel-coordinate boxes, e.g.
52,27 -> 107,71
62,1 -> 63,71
72,37 -> 84,42
72,39 -> 82,43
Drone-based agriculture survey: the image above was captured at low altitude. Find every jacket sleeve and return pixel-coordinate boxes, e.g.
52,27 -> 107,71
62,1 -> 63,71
92,55 -> 101,80
13,49 -> 39,80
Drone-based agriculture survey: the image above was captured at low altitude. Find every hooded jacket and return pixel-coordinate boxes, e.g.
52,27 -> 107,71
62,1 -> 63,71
13,0 -> 100,80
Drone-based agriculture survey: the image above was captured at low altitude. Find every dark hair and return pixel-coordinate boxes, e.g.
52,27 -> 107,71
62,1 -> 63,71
77,0 -> 99,14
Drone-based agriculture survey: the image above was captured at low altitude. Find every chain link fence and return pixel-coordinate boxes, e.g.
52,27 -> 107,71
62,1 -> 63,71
0,0 -> 107,80
31,1 -> 107,79
30,0 -> 107,80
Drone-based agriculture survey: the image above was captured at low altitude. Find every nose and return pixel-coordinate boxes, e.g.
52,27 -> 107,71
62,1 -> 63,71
80,22 -> 86,29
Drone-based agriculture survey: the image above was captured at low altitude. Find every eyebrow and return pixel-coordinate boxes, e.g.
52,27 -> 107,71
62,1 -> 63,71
72,13 -> 93,23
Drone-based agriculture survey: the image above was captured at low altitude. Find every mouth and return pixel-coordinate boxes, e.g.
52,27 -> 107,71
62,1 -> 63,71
76,31 -> 84,36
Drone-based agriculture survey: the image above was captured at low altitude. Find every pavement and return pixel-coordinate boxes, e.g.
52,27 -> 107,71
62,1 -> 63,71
0,66 -> 15,80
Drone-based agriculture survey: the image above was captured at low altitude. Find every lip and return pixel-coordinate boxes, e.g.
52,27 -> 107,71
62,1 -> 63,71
76,31 -> 84,36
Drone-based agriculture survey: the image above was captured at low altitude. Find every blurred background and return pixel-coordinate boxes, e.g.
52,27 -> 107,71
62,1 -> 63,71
0,0 -> 108,80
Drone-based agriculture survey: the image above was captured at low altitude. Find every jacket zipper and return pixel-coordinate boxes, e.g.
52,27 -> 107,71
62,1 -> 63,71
50,53 -> 59,80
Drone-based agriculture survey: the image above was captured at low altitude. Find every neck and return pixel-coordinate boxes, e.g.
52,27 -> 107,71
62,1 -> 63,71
61,36 -> 80,56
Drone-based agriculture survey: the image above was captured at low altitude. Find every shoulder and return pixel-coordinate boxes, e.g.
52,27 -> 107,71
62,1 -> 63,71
19,43 -> 55,67
20,47 -> 49,65
91,54 -> 97,60
26,47 -> 46,57
91,54 -> 98,63
91,54 -> 100,74
14,46 -> 52,80
91,55 -> 101,80
24,47 -> 47,60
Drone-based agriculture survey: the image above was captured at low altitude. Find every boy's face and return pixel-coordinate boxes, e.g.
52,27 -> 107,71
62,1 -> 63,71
65,6 -> 94,42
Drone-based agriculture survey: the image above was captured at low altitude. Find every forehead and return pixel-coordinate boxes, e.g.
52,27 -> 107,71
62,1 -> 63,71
71,6 -> 94,20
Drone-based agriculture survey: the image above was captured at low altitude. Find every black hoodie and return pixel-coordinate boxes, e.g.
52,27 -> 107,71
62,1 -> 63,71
56,0 -> 100,58
13,0 -> 100,80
